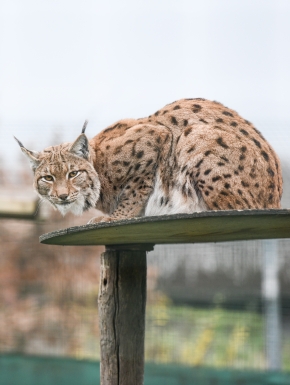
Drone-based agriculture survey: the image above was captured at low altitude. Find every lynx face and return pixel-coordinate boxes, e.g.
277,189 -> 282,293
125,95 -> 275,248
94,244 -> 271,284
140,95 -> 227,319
15,133 -> 101,216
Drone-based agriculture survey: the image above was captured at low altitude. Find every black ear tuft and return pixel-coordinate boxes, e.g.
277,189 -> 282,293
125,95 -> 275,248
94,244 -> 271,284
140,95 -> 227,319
14,136 -> 25,148
14,136 -> 40,170
82,120 -> 88,134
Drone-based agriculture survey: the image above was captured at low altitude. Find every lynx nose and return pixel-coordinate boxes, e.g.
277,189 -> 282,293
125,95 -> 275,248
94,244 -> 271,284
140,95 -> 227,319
59,194 -> 69,201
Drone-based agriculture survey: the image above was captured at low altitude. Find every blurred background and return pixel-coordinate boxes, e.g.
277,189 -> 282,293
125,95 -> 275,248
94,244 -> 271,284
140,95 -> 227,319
1,1 -> 290,384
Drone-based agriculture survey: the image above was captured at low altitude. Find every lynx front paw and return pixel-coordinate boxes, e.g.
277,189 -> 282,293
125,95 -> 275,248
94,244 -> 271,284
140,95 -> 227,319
87,216 -> 112,224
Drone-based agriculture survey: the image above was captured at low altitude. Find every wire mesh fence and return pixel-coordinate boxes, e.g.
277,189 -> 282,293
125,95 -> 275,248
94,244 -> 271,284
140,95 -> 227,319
1,215 -> 290,373
0,159 -> 290,375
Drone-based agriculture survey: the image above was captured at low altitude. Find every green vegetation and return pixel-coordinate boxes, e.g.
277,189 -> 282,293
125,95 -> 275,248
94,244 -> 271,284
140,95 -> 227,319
145,295 -> 290,372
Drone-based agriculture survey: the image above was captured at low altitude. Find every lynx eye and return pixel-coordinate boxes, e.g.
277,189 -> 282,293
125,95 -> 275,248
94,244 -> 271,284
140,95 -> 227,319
43,175 -> 54,182
68,171 -> 79,178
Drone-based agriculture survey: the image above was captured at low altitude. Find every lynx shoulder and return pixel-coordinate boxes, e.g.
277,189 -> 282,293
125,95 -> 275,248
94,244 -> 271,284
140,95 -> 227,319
15,98 -> 283,223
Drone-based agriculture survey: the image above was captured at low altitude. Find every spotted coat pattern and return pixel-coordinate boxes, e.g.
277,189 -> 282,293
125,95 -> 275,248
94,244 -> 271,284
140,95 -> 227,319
89,98 -> 282,222
20,98 -> 283,223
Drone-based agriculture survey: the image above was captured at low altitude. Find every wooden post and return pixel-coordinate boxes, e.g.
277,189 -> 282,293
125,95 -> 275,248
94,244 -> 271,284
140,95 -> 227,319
98,244 -> 154,385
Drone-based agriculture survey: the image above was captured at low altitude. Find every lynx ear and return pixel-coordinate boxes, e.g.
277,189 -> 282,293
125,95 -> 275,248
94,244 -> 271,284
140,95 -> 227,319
69,134 -> 89,160
14,136 -> 40,170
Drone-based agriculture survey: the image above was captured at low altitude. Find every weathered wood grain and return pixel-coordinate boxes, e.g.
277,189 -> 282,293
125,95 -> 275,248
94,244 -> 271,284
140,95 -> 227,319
40,209 -> 290,246
99,246 -> 148,385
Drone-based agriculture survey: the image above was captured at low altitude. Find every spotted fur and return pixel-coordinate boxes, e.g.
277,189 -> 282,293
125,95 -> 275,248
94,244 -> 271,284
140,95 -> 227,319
16,98 -> 283,223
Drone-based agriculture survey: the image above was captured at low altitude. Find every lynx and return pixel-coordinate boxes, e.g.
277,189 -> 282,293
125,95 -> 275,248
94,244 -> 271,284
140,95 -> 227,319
15,98 -> 282,224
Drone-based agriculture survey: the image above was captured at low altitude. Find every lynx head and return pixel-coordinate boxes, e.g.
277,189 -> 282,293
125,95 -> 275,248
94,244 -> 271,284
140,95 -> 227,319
15,122 -> 100,216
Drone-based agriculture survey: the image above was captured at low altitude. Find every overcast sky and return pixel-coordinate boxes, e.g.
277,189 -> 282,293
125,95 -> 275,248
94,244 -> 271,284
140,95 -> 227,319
0,0 -> 290,168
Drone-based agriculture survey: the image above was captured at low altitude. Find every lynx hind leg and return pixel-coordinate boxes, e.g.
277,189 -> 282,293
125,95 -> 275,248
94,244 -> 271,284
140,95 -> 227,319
178,129 -> 280,211
180,154 -> 253,211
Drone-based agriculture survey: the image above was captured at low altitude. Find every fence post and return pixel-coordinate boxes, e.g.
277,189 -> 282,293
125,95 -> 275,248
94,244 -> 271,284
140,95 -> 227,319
262,239 -> 282,370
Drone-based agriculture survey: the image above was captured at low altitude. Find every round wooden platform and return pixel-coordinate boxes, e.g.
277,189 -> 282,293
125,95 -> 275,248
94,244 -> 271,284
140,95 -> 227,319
39,209 -> 290,246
